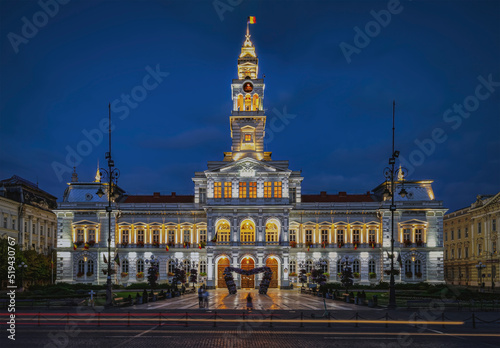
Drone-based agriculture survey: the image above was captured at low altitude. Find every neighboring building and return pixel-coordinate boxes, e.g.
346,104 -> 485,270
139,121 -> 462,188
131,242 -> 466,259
0,175 -> 58,254
444,193 -> 500,288
56,27 -> 446,288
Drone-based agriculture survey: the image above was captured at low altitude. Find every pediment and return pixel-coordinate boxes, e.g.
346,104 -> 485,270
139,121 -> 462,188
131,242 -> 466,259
399,219 -> 428,225
72,220 -> 99,226
206,157 -> 291,176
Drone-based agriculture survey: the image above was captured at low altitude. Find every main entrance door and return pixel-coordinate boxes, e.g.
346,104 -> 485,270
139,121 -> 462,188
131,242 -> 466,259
266,258 -> 279,288
240,257 -> 255,289
217,257 -> 230,288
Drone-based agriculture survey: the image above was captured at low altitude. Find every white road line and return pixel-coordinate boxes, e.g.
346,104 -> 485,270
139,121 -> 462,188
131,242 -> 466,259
113,324 -> 159,348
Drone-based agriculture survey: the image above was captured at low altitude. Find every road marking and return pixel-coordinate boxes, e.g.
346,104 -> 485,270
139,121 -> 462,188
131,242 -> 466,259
113,325 -> 159,348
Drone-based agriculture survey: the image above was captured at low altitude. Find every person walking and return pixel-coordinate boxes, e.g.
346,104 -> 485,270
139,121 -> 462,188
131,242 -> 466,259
246,293 -> 253,311
202,286 -> 209,308
198,285 -> 204,308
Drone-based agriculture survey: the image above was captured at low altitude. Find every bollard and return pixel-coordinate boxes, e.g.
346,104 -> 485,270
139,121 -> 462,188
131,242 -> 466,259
213,311 -> 217,327
38,312 -> 41,326
300,312 -> 304,327
269,314 -> 273,328
355,312 -> 358,327
385,312 -> 389,328
185,312 -> 188,327
327,312 -> 331,328
128,312 -> 130,327
472,313 -> 476,329
442,313 -> 445,329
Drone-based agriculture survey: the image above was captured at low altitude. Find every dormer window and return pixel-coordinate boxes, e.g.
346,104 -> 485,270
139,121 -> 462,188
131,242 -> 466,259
244,134 -> 252,142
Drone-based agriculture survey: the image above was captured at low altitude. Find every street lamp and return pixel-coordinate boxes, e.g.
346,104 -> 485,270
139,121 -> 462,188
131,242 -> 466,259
383,101 -> 408,310
476,262 -> 486,289
96,104 -> 121,307
17,261 -> 28,290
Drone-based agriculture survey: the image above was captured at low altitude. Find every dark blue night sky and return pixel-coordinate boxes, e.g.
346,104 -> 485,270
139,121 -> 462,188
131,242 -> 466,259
1,0 -> 499,212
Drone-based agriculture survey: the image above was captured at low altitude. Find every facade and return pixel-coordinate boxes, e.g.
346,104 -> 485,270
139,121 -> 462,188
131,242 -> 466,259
444,193 -> 500,287
56,29 -> 446,288
0,175 -> 58,254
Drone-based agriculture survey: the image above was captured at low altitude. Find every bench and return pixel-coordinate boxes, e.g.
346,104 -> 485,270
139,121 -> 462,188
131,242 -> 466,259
113,297 -> 130,307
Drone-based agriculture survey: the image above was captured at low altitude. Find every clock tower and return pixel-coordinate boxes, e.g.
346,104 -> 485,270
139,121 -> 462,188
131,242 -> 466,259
225,24 -> 270,162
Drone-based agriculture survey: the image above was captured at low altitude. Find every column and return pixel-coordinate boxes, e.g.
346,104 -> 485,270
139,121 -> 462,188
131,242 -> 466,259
36,218 -> 41,252
44,220 -> 48,252
283,254 -> 289,287
207,254 -> 214,288
233,216 -> 238,243
28,217 -> 33,250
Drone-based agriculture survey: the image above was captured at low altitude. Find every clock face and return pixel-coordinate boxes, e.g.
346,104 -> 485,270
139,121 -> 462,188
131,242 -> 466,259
243,82 -> 253,93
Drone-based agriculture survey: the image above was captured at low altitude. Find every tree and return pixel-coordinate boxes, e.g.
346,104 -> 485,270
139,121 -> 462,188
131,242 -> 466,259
147,261 -> 159,289
189,269 -> 197,287
299,268 -> 307,287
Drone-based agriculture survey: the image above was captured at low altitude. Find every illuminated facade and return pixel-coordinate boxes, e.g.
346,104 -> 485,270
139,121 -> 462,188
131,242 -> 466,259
444,193 -> 499,287
56,28 -> 446,287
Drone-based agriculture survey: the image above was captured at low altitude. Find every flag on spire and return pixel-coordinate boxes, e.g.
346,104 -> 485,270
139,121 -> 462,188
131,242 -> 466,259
247,16 -> 256,24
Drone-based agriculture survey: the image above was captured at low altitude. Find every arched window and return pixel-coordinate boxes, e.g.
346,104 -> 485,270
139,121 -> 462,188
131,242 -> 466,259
266,222 -> 279,242
137,259 -> 144,273
200,261 -> 207,274
78,260 -> 85,274
289,260 -> 296,274
404,260 -> 412,277
352,260 -> 360,274
122,259 -> 129,274
306,260 -> 313,273
87,260 -> 94,275
237,94 -> 244,111
319,260 -> 328,274
415,260 -> 422,275
253,94 -> 259,111
368,260 -> 376,274
240,220 -> 255,243
183,260 -> 191,275
337,259 -> 342,274
168,260 -> 176,274
217,221 -> 231,243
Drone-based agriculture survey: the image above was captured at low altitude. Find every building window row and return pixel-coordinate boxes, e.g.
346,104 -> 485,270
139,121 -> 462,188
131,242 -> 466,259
213,181 -> 282,199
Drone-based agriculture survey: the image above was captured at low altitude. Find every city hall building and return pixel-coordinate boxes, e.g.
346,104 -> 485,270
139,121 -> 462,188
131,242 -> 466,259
56,28 -> 446,288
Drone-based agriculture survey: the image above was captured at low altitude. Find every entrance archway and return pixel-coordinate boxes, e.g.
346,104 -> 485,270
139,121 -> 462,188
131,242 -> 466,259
217,257 -> 230,288
241,257 -> 255,289
266,257 -> 279,288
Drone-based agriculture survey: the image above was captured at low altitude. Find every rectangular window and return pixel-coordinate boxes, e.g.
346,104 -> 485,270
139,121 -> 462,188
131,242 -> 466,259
403,228 -> 411,242
183,230 -> 190,243
200,261 -> 207,274
199,188 -> 206,203
493,241 -> 497,253
451,248 -> 454,258
368,230 -> 376,243
239,182 -> 247,198
451,230 -> 454,240
321,229 -> 328,243
289,187 -> 296,203
457,229 -> 461,239
352,229 -> 360,243
224,182 -> 232,198
3,217 -> 7,228
289,260 -> 296,274
264,182 -> 272,198
137,230 -> 145,242
289,230 -> 296,242
274,181 -> 282,198
249,182 -> 257,198
24,222 -> 27,233
244,134 -> 252,142
493,219 -> 497,232
337,230 -> 344,243
445,231 -> 448,241
478,243 -> 482,255
305,230 -> 312,242
88,229 -> 95,242
168,230 -> 175,243
478,222 -> 482,234
153,230 -> 159,243
458,248 -> 461,259
76,229 -> 84,242
465,246 -> 469,258
465,227 -> 469,238
199,230 -> 207,243
12,219 -> 16,230
40,226 -> 44,236
121,230 -> 129,243
214,182 -> 222,199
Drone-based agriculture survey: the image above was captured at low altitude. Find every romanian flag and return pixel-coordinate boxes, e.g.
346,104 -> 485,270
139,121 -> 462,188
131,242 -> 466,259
103,254 -> 107,263
84,243 -> 89,250
248,16 -> 256,24
211,232 -> 217,243
198,243 -> 202,249
183,242 -> 186,248
307,246 -> 310,252
166,245 -> 169,251
73,243 -> 77,251
114,253 -> 120,265
51,260 -> 54,269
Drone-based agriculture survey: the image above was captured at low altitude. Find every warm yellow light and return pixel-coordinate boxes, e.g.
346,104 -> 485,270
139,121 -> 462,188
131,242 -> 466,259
411,256 -> 416,262
84,256 -> 88,262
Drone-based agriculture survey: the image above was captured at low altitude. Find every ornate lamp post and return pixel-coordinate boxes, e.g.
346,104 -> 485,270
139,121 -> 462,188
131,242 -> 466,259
96,104 -> 121,307
382,101 -> 408,310
18,261 -> 28,290
475,261 -> 486,289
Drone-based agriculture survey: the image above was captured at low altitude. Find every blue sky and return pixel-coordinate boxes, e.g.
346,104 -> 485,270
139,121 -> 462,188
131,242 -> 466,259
1,0 -> 499,212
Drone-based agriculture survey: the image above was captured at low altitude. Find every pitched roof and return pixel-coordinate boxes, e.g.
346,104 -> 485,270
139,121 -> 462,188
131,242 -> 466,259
122,192 -> 194,204
301,191 -> 375,203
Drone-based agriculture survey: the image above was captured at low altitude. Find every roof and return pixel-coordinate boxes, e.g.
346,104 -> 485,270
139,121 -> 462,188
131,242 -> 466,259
301,191 -> 375,203
0,175 -> 57,200
122,192 -> 194,204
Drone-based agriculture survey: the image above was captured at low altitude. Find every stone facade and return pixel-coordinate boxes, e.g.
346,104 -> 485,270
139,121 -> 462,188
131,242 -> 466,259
444,193 -> 500,287
56,28 -> 446,288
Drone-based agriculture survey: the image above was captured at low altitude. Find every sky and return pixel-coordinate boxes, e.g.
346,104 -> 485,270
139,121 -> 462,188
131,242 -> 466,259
0,0 -> 499,213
